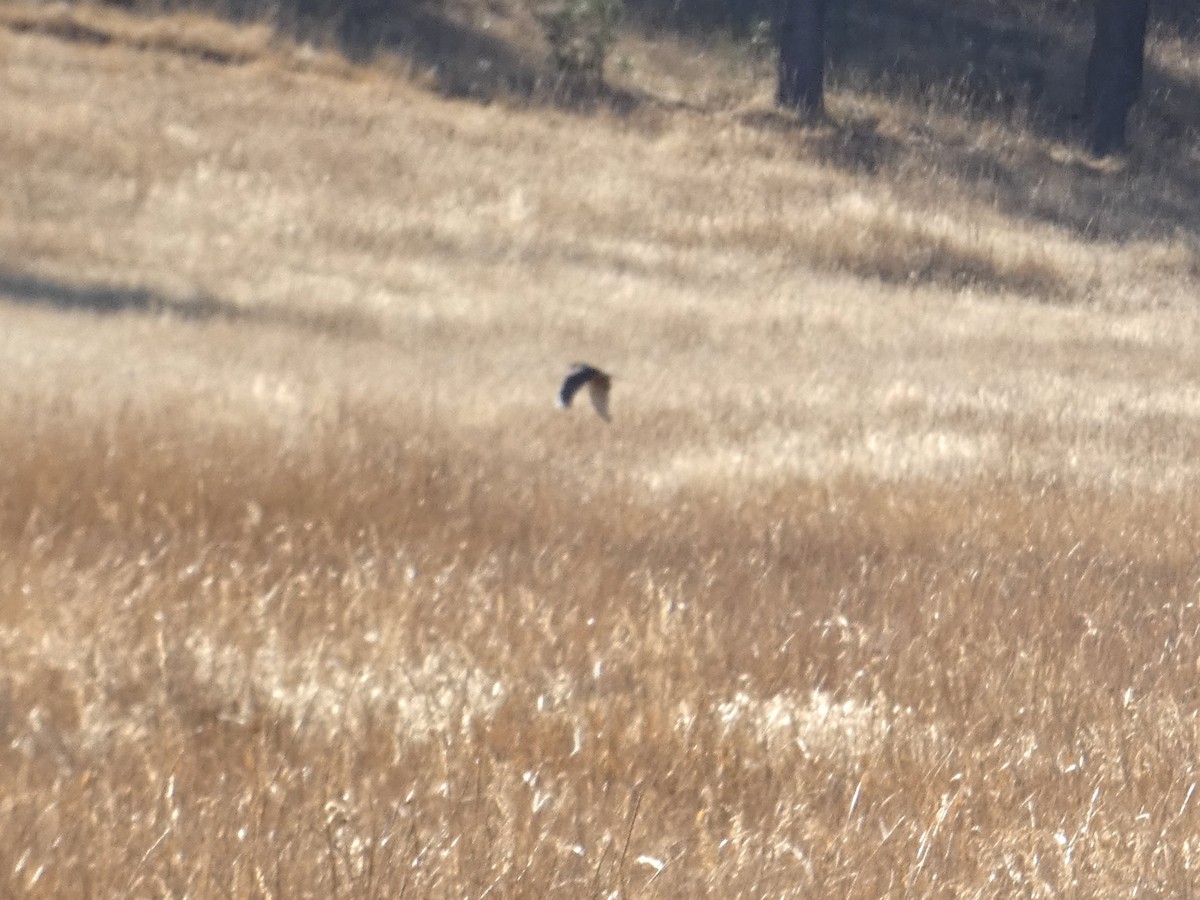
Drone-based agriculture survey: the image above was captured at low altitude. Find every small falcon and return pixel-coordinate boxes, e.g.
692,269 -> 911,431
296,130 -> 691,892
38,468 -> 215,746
558,363 -> 612,421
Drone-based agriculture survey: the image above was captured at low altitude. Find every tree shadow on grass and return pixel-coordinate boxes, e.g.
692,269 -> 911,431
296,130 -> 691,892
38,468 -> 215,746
0,270 -> 225,320
166,0 -> 646,109
330,2 -> 645,111
22,0 -> 1200,247
747,0 -> 1200,246
0,268 -> 383,336
328,1 -> 544,99
739,109 -> 908,176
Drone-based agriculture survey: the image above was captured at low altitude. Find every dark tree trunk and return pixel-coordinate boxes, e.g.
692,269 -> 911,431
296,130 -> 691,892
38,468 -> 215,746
1083,0 -> 1150,156
777,0 -> 828,116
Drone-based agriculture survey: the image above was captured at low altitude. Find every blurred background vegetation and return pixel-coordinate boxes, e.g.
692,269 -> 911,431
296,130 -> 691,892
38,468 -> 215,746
74,0 -> 1197,116
29,0 -> 1199,237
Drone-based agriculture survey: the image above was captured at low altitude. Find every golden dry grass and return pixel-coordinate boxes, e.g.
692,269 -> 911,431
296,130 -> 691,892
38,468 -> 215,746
3,3 -> 1200,895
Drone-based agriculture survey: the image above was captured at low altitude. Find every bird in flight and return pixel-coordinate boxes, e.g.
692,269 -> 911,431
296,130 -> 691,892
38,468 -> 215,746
558,363 -> 612,421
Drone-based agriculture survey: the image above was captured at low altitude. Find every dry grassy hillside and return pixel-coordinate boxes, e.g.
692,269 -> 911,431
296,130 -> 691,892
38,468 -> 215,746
2,2 -> 1200,896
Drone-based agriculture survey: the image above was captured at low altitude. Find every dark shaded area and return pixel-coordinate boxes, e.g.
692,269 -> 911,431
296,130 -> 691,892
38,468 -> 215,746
0,269 -> 383,336
327,2 -> 542,98
310,0 -> 645,107
1153,0 -> 1200,35
0,271 -> 225,320
738,101 -> 1200,254
5,11 -> 257,63
737,109 -> 906,176
782,0 -> 1200,245
620,0 -> 773,33
827,1 -> 1081,119
90,0 -> 547,100
623,0 -> 1198,141
826,2 -> 1200,244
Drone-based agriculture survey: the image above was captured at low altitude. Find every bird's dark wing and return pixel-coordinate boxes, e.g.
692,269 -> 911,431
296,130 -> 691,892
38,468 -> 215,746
558,364 -> 601,409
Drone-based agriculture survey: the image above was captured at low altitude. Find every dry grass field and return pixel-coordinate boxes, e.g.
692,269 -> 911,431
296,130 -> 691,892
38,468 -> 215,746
3,2 -> 1200,895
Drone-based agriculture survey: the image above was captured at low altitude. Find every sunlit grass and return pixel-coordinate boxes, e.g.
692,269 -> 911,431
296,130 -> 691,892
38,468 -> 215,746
2,4 -> 1200,895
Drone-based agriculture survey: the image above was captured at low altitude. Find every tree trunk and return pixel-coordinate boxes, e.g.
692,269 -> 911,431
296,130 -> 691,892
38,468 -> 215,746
777,0 -> 828,117
1083,0 -> 1150,156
